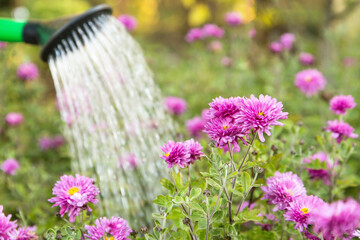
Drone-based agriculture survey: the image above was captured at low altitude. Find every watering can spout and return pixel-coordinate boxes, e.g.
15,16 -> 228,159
0,4 -> 112,62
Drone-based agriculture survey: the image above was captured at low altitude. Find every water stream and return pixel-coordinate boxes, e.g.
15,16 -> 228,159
48,14 -> 175,226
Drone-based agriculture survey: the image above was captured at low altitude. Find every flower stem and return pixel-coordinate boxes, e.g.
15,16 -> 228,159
187,165 -> 191,196
235,172 -> 259,215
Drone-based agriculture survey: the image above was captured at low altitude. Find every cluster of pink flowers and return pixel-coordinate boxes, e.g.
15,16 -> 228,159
262,172 -> 360,238
295,69 -> 327,97
5,112 -> 24,126
269,33 -> 295,54
48,174 -> 100,222
0,205 -> 37,239
85,216 -> 132,240
38,135 -> 65,150
164,96 -> 187,116
160,139 -> 204,168
326,94 -> 357,143
117,14 -> 137,31
16,62 -> 39,81
1,158 -> 20,175
186,116 -> 205,139
203,95 -> 288,152
185,24 -> 224,43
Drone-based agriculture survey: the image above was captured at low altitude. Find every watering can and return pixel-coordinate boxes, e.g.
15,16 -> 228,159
0,4 -> 112,62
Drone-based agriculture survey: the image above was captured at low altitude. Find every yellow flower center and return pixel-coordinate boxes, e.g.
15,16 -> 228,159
305,76 -> 312,82
223,125 -> 228,130
164,152 -> 170,157
258,111 -> 264,116
68,187 -> 79,196
105,237 -> 114,240
301,207 -> 309,215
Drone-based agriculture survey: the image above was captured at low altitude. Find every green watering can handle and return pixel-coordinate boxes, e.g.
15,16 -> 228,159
0,18 -> 27,42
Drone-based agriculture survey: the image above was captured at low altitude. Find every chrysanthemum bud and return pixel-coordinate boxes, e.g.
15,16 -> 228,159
130,230 -> 138,237
140,226 -> 148,234
271,145 -> 278,152
309,145 -> 315,151
299,139 -> 305,145
156,226 -> 162,232
297,121 -> 303,127
252,150 -> 258,155
291,150 -> 296,155
254,167 -> 263,173
209,141 -> 217,148
183,217 -> 191,225
203,189 -> 211,197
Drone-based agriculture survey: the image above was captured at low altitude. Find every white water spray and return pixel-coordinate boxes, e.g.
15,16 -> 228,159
48,14 -> 175,226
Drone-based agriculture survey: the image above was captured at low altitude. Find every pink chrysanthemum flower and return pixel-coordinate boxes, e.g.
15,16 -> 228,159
184,139 -> 204,164
164,96 -> 187,116
1,159 -> 20,176
117,14 -> 137,31
16,63 -> 39,81
269,42 -> 282,53
208,97 -> 243,122
299,53 -> 315,66
185,28 -> 203,43
295,69 -> 326,97
204,118 -> 248,152
0,205 -> 17,239
248,28 -> 256,38
284,195 -> 325,232
160,141 -> 190,168
202,24 -> 224,38
312,199 -> 360,239
327,119 -> 358,143
48,174 -> 100,222
261,172 -> 306,211
280,33 -> 295,50
303,152 -> 332,185
85,216 -> 131,240
186,116 -> 204,139
8,226 -> 38,240
235,94 -> 288,142
329,95 -> 356,115
5,112 -> 24,126
202,109 -> 210,120
225,12 -> 244,26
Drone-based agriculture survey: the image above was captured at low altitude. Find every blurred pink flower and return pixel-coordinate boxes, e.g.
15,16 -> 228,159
342,57 -> 356,67
118,153 -> 140,169
248,28 -> 256,38
16,62 -> 39,81
225,11 -> 244,26
295,69 -> 326,97
165,96 -> 187,116
0,42 -> 7,49
269,42 -> 282,54
221,57 -> 232,67
202,24 -> 224,38
1,159 -> 20,175
208,40 -> 222,52
186,116 -> 204,139
5,112 -> 24,126
299,53 -> 315,66
280,33 -> 295,50
117,14 -> 137,31
327,119 -> 358,143
185,28 -> 203,43
329,94 -> 356,115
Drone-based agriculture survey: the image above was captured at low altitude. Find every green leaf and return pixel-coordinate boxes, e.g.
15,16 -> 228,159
153,195 -> 171,207
232,188 -> 244,197
241,172 -> 251,192
188,202 -> 206,214
206,178 -> 222,189
226,171 -> 238,180
161,178 -> 176,192
190,188 -> 202,200
173,196 -> 185,204
152,213 -> 165,219
306,158 -> 327,170
172,171 -> 183,189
